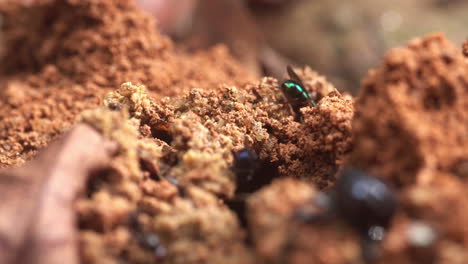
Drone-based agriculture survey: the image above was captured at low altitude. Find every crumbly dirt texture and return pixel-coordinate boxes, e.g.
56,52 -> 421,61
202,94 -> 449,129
76,67 -> 351,263
0,0 -> 252,168
0,1 -> 353,262
247,179 -> 360,264
351,33 -> 468,186
244,34 -> 468,264
1,1 -> 468,264
350,33 -> 468,264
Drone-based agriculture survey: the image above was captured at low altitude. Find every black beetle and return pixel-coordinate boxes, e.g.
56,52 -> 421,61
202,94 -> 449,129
232,147 -> 259,183
294,168 -> 398,263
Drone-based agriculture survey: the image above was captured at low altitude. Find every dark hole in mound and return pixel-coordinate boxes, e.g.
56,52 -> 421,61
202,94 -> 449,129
150,122 -> 173,144
161,147 -> 179,167
423,82 -> 456,110
79,168 -> 120,232
236,160 -> 280,194
263,123 -> 274,134
423,93 -> 441,110
452,159 -> 468,179
85,168 -> 116,198
225,199 -> 252,244
226,160 -> 280,244
139,157 -> 159,181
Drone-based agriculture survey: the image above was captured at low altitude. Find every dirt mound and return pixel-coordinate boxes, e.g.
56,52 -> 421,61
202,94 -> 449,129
351,33 -> 468,186
0,0 -> 251,168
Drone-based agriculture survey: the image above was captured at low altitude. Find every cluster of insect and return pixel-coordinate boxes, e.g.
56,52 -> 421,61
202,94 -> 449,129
230,66 -> 398,263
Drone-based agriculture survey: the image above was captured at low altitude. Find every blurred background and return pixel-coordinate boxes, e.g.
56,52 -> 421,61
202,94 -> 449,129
140,0 -> 468,94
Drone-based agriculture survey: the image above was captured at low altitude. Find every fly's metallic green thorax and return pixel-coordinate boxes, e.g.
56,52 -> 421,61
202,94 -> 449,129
281,81 -> 312,102
280,66 -> 317,119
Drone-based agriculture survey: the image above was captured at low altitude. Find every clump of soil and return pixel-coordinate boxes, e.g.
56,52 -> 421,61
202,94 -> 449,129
247,178 -> 360,264
75,73 -> 351,263
0,0 -> 252,168
243,34 -> 468,264
351,33 -> 468,187
348,34 -> 468,262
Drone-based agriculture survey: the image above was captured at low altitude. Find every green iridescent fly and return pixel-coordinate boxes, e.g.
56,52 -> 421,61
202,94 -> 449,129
281,66 -> 317,119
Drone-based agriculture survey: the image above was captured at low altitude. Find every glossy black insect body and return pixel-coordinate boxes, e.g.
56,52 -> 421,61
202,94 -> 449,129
281,66 -> 317,118
232,147 -> 259,183
332,169 -> 397,233
294,168 -> 397,263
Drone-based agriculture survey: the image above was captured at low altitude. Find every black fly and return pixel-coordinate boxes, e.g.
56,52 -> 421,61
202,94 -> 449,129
280,66 -> 317,120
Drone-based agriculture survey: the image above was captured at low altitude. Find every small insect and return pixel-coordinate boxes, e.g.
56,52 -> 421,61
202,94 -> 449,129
228,147 -> 266,229
293,168 -> 398,263
232,147 -> 259,184
281,66 -> 317,119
